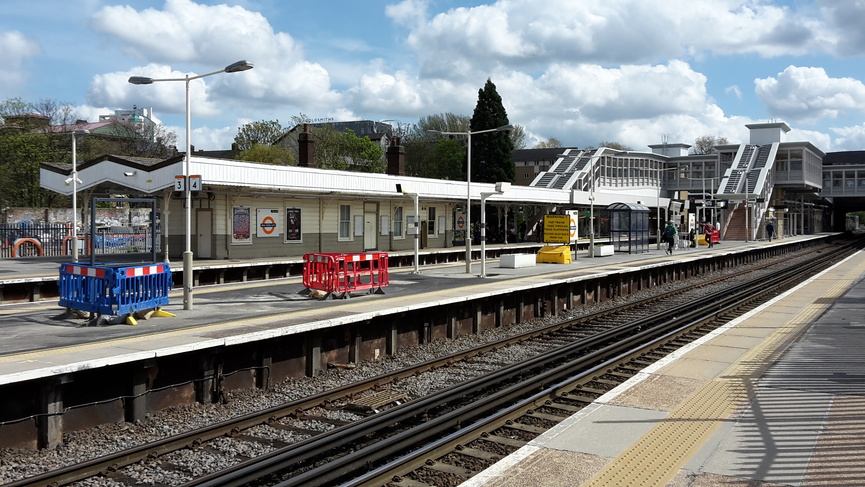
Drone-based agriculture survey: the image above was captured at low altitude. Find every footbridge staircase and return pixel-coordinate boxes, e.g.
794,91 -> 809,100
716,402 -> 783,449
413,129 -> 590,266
716,143 -> 778,240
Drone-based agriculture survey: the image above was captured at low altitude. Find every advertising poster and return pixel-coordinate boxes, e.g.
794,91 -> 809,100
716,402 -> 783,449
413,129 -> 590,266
232,206 -> 251,245
285,208 -> 302,241
256,208 -> 282,238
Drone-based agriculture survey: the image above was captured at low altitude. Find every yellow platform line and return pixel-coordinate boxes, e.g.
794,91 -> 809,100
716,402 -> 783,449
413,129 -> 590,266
582,252 -> 865,487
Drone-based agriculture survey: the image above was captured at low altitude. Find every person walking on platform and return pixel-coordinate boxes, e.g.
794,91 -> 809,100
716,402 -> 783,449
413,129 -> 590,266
663,221 -> 677,255
766,220 -> 775,241
697,220 -> 716,248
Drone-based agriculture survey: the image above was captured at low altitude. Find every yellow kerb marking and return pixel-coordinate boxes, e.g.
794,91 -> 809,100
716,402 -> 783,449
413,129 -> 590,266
583,254 -> 865,487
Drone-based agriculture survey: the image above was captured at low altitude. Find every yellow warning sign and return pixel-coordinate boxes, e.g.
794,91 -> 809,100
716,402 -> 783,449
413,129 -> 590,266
543,214 -> 570,244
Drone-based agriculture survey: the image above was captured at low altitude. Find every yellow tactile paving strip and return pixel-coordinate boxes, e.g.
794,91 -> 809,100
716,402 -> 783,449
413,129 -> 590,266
581,253 -> 865,487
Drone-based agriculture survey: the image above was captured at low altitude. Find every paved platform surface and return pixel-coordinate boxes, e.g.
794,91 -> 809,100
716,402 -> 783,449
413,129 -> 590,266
464,243 -> 865,486
0,237 -> 788,387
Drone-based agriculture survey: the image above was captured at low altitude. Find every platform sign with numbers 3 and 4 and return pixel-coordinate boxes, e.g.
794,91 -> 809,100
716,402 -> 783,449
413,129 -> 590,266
174,175 -> 203,192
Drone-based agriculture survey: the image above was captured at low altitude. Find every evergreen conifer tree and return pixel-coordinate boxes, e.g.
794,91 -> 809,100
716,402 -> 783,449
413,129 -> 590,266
469,79 -> 514,183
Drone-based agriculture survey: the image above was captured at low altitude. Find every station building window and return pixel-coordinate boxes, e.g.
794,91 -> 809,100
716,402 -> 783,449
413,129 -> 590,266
394,206 -> 404,238
339,204 -> 351,240
427,207 -> 436,236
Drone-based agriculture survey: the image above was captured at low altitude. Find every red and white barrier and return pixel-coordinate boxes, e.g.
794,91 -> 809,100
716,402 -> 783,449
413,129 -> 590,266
303,252 -> 389,299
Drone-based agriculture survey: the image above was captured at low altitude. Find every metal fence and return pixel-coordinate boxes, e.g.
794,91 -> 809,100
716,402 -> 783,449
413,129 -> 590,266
0,223 -> 160,259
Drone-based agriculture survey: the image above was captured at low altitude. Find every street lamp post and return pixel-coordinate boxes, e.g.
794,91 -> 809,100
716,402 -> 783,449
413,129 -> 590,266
397,185 -> 420,274
587,159 -> 597,257
480,182 -> 509,278
745,170 -> 751,242
69,129 -> 89,262
129,60 -> 253,310
426,124 -> 513,274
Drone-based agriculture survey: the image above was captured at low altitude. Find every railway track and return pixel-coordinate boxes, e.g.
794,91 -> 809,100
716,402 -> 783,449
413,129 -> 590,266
5,239 -> 860,487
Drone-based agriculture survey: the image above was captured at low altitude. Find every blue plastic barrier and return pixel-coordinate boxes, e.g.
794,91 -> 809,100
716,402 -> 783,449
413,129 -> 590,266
59,263 -> 173,315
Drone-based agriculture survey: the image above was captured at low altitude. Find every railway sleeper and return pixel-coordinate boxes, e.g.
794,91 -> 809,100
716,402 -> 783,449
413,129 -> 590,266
527,411 -> 566,422
605,370 -> 636,381
481,434 -> 528,449
424,460 -> 474,477
455,445 -> 502,461
391,477 -> 435,487
591,378 -> 621,388
504,421 -> 547,434
561,393 -> 598,403
574,385 -> 607,395
546,402 -> 583,413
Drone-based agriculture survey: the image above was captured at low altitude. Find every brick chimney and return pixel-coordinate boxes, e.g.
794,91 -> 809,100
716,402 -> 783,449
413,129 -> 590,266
386,137 -> 405,175
298,124 -> 314,167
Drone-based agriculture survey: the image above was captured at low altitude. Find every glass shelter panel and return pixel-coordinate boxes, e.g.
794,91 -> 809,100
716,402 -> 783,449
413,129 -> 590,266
606,202 -> 650,254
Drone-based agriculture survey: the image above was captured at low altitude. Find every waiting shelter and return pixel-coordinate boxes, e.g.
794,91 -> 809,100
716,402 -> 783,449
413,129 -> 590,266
607,202 -> 650,254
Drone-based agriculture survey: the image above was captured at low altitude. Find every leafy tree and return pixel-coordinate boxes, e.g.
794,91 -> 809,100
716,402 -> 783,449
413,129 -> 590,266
402,112 -> 470,178
598,141 -> 632,151
0,97 -> 178,208
274,115 -> 385,172
509,124 -> 527,150
234,120 -> 287,151
90,120 -> 177,159
237,144 -> 296,165
414,113 -> 470,135
470,79 -> 514,183
535,137 -> 563,149
336,130 -> 385,173
426,138 -> 466,180
0,129 -> 54,208
691,135 -> 729,154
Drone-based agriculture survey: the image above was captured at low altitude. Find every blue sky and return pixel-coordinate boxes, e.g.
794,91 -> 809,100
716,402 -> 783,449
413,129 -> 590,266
2,0 -> 865,154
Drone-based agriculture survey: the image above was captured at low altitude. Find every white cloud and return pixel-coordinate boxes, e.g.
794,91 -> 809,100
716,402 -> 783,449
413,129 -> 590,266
754,65 -> 865,122
725,85 -> 743,99
70,0 -> 864,151
386,0 -> 429,28
88,64 -> 224,118
89,0 -> 340,111
816,1 -> 865,57
0,30 -> 41,91
403,0 -> 817,80
830,124 -> 865,151
90,0 -> 298,67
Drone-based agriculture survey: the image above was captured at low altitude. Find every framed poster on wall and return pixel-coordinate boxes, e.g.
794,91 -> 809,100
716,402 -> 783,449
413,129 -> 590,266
232,206 -> 252,245
285,207 -> 302,242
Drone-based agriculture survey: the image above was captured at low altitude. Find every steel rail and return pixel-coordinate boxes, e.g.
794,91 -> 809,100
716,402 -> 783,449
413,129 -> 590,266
188,240 -> 862,486
7,239 -> 857,487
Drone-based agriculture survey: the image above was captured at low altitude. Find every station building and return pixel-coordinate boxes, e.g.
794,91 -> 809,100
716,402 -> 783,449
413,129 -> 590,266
39,121 -> 855,261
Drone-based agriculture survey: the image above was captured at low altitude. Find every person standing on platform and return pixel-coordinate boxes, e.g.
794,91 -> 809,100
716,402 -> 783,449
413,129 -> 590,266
697,220 -> 716,248
663,221 -> 678,255
766,220 -> 775,241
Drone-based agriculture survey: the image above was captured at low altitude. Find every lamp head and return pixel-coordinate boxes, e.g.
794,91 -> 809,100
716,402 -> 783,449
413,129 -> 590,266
224,60 -> 253,73
128,76 -> 154,85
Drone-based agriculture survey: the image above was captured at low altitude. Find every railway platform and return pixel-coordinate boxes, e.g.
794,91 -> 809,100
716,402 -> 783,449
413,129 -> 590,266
0,233 -> 858,471
0,238 -> 776,360
465,239 -> 865,486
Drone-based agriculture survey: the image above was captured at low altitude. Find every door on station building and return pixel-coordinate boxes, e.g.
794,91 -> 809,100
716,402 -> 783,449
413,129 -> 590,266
197,209 -> 212,259
364,203 -> 377,250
